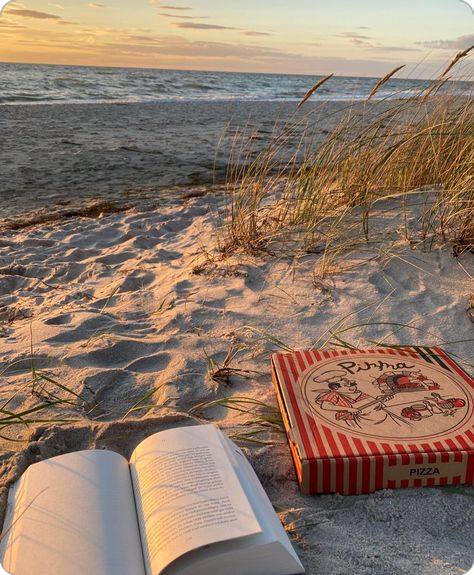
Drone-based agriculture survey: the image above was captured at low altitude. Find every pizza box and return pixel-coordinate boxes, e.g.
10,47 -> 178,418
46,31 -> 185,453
271,346 -> 474,495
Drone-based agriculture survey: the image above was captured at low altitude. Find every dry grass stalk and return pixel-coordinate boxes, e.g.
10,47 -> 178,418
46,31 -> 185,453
421,75 -> 452,102
297,73 -> 334,109
367,65 -> 405,100
439,44 -> 474,79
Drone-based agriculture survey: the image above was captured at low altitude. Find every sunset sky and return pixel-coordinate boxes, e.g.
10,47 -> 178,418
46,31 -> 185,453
0,0 -> 473,77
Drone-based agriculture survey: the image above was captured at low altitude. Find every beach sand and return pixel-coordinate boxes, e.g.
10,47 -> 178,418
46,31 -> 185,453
0,101 -> 473,574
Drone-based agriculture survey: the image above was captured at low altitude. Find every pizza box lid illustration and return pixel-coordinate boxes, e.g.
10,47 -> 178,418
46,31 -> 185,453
271,346 -> 474,495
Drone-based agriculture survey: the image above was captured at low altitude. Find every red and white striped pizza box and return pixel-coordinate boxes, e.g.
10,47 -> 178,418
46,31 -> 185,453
271,346 -> 474,495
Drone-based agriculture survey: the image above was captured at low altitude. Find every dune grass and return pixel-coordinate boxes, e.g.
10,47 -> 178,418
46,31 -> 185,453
0,364 -> 78,441
189,395 -> 284,444
221,49 -> 474,262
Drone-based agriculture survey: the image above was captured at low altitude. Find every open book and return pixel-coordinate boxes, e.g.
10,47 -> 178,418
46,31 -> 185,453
0,424 -> 304,575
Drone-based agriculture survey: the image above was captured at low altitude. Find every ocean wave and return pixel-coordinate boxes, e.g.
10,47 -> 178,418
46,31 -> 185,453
0,63 -> 471,106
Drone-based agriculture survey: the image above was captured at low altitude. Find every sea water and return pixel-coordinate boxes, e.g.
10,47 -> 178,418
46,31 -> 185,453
0,62 -> 472,105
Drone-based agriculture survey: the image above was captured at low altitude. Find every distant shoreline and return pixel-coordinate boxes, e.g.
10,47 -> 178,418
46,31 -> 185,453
3,61 -> 471,107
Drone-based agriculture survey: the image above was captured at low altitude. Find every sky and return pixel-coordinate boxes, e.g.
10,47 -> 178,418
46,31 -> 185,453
0,0 -> 473,77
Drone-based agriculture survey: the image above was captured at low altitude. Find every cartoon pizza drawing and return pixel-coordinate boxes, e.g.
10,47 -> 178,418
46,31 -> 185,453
374,370 -> 441,393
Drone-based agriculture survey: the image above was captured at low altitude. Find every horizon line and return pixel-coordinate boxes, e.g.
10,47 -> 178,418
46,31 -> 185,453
0,59 -> 447,82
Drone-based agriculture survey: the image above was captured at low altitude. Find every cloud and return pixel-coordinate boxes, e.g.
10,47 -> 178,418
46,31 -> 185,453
7,8 -> 61,19
172,21 -> 238,30
0,19 -> 26,29
149,0 -> 192,6
338,32 -> 374,41
160,13 -> 207,19
336,31 -> 375,49
160,5 -> 192,9
350,37 -> 373,48
48,3 -> 64,9
91,34 -> 438,76
336,31 -> 420,53
378,45 -> 421,52
0,18 -> 446,77
416,34 -> 474,50
88,3 -> 106,7
242,30 -> 272,37
101,33 -> 300,63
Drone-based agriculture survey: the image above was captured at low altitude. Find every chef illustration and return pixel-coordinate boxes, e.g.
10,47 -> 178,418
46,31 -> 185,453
313,370 -> 394,426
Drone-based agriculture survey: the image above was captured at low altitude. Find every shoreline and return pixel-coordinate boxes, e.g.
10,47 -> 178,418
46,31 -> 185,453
0,99 -> 369,219
0,183 -> 218,232
2,96 -> 468,222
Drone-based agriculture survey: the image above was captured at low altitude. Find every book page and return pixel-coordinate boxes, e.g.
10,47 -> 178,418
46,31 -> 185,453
161,433 -> 305,575
220,434 -> 304,560
129,424 -> 262,575
0,450 -> 145,575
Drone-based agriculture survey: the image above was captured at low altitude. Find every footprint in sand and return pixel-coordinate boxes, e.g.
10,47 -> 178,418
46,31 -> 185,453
409,288 -> 450,313
45,314 -> 117,344
65,226 -> 122,249
0,275 -> 32,296
81,369 -> 136,417
67,340 -> 159,368
2,354 -> 58,375
95,252 -> 136,266
48,262 -> 87,283
140,248 -> 182,264
63,247 -> 101,262
44,313 -> 73,326
82,368 -> 133,396
126,352 -> 171,373
117,271 -> 156,293
45,313 -> 154,345
126,235 -> 162,251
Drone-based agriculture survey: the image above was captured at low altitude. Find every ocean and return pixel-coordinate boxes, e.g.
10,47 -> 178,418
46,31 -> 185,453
1,62 -> 472,105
